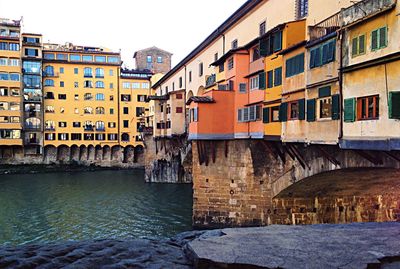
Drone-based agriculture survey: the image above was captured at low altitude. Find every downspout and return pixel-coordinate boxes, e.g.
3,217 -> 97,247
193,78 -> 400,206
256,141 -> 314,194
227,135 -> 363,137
117,66 -> 121,145
338,27 -> 344,140
184,64 -> 188,134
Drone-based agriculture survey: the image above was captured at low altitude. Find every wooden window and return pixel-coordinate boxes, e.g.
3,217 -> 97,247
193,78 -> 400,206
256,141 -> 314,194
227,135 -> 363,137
259,30 -> 283,57
288,101 -> 299,120
344,98 -> 356,122
274,67 -> 282,86
319,97 -> 332,119
219,63 -> 224,73
259,21 -> 266,36
279,103 -> 288,122
176,93 -> 183,99
310,39 -> 335,68
228,57 -> 234,70
176,107 -> 183,113
250,76 -> 259,90
286,53 -> 304,77
232,39 -> 238,49
267,71 -> 273,88
357,95 -> 379,120
199,63 -> 203,77
263,107 -> 269,123
352,34 -> 366,57
252,45 -> 260,61
258,72 -> 266,90
371,26 -> 387,51
239,83 -> 247,93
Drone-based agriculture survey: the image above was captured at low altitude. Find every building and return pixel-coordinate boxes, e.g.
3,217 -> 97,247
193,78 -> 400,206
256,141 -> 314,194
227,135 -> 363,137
22,33 -> 43,155
0,18 -> 22,148
133,47 -> 172,74
341,0 -> 400,151
119,68 -> 152,147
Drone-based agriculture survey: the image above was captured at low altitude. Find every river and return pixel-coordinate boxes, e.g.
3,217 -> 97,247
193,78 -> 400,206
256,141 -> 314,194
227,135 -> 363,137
0,170 -> 193,246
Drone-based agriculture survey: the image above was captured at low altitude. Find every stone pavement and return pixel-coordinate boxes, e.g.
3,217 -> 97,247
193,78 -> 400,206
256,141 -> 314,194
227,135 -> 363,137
186,222 -> 400,269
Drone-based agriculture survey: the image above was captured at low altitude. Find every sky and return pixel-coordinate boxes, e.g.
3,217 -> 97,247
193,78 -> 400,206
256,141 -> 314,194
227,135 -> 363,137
0,0 -> 246,68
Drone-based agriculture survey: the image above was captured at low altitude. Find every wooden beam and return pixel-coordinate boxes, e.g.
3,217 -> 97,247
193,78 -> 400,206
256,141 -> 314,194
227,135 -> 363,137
270,142 -> 286,163
288,144 -> 309,170
211,141 -> 216,163
354,150 -> 383,165
317,146 -> 341,166
284,144 -> 296,161
384,151 -> 400,162
225,140 -> 229,158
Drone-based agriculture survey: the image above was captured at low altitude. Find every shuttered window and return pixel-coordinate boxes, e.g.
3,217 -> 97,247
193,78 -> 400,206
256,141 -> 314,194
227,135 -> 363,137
357,95 -> 379,120
307,99 -> 316,122
259,72 -> 266,90
267,71 -> 273,88
389,92 -> 400,119
259,30 -> 283,56
344,98 -> 356,122
286,53 -> 304,77
309,39 -> 335,68
352,34 -> 366,57
371,26 -> 387,51
298,99 -> 305,120
263,107 -> 270,123
332,94 -> 340,120
274,67 -> 282,86
318,86 -> 331,98
238,109 -> 243,122
279,102 -> 288,122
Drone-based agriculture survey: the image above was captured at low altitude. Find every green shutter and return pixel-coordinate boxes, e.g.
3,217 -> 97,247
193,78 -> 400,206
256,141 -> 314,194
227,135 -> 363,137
273,31 -> 282,52
332,94 -> 340,120
315,47 -> 322,67
259,72 -> 266,90
267,71 -> 273,88
371,30 -> 378,50
318,86 -> 331,98
344,98 -> 356,122
274,67 -> 282,86
310,49 -> 316,68
352,37 -> 358,56
327,40 -> 336,62
389,91 -> 400,119
359,35 -> 365,54
263,107 -> 270,123
322,43 -> 329,64
299,53 -> 305,73
279,103 -> 288,122
379,27 -> 387,48
307,99 -> 316,122
298,98 -> 306,120
259,38 -> 268,56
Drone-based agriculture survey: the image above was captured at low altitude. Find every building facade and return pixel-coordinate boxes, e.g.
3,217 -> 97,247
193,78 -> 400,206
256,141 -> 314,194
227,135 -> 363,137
133,46 -> 172,74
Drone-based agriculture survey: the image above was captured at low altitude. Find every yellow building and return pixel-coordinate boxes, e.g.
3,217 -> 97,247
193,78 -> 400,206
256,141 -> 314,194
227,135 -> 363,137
341,0 -> 400,151
0,18 -> 22,146
42,43 -> 121,148
119,68 -> 152,147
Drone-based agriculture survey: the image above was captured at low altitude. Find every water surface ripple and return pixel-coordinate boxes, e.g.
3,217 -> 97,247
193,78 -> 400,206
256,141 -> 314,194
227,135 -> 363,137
0,170 -> 193,246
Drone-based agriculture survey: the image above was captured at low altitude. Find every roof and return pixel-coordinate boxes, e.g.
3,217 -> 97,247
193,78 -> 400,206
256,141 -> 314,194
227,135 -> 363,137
186,96 -> 214,105
210,48 -> 248,66
152,0 -> 264,89
278,40 -> 307,55
148,95 -> 169,101
133,46 -> 173,58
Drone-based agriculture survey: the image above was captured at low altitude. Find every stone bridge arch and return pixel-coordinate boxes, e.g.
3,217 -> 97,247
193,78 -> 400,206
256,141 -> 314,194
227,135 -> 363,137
70,145 -> 79,162
123,146 -> 135,163
57,145 -> 70,163
43,145 -> 57,163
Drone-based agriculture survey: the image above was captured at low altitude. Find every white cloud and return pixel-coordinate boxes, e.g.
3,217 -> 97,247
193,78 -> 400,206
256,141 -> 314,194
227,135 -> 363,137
0,0 -> 246,68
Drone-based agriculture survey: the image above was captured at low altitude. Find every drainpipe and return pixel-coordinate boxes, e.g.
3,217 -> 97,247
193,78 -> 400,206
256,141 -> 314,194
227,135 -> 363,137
338,27 -> 344,141
184,64 -> 187,134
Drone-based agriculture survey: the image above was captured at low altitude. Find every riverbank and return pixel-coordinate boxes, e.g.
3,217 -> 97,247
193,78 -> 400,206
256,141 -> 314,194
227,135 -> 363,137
0,163 -> 144,175
1,222 -> 400,269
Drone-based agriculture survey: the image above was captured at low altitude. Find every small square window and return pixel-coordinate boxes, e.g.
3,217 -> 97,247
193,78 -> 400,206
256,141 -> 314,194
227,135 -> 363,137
157,56 -> 162,63
60,81 -> 64,87
60,67 -> 64,74
74,68 -> 78,74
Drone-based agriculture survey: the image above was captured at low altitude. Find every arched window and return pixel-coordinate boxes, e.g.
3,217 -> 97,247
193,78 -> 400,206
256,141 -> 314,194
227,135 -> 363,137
95,68 -> 104,78
25,117 -> 41,129
95,81 -> 104,88
83,107 -> 93,114
45,105 -> 54,113
44,79 -> 54,86
84,80 -> 93,88
84,120 -> 94,130
84,67 -> 92,77
45,120 -> 55,130
44,66 -> 54,76
95,93 -> 104,101
121,133 -> 130,142
84,93 -> 93,100
96,121 -> 105,131
96,107 -> 105,114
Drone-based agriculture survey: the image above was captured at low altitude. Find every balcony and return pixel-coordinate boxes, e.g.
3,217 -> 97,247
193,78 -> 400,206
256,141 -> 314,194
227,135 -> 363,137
95,75 -> 104,79
23,83 -> 42,89
43,72 -> 59,78
205,74 -> 216,89
25,138 -> 40,145
24,124 -> 41,131
309,12 -> 341,41
24,95 -> 42,103
84,126 -> 94,131
84,74 -> 93,78
24,111 -> 41,118
96,127 -> 105,132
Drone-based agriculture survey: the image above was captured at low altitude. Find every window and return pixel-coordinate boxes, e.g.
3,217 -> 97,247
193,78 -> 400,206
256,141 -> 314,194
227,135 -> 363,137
371,26 -> 387,51
121,94 -> 131,102
25,48 -> 38,57
232,39 -> 238,49
259,31 -> 283,56
58,94 -> 66,100
123,107 -> 129,114
309,39 -> 335,68
110,83 -> 114,89
289,101 -> 299,120
84,67 -> 92,77
10,73 -> 20,81
157,56 -> 162,63
96,107 -> 105,114
59,122 -> 67,128
389,92 -> 400,119
60,67 -> 64,74
45,133 -> 55,141
274,67 -> 282,86
132,82 -> 140,89
136,107 -> 145,117
107,56 -> 119,63
297,0 -> 308,18
271,106 -> 280,122
228,57 -> 234,70
9,58 -> 19,66
179,77 -> 183,88
70,54 -> 81,61
250,76 -> 259,91
74,68 -> 78,74
96,121 -> 105,131
95,81 -> 104,88
95,56 -> 106,63
137,95 -> 147,102
84,81 -> 93,88
191,108 -> 198,122
147,55 -> 152,63
82,55 -> 93,62
239,83 -> 247,93
45,105 -> 54,113
122,82 -> 130,89
96,134 -> 105,141
219,62 -> 225,73
237,106 -> 261,122
60,107 -> 65,113
252,45 -> 260,61
142,82 -> 149,89
0,58 -> 7,66
260,21 -> 266,36
84,121 -> 94,130
95,93 -> 105,101
110,95 -> 114,101
71,133 -> 82,140
95,68 -> 104,78
74,108 -> 79,114
43,53 -> 54,59
199,62 -> 203,77
214,53 -> 218,62
84,93 -> 93,100
286,53 -> 304,77
110,108 -> 114,115
108,134 -> 118,141
262,106 -> 280,123
176,107 -> 183,113
84,134 -> 94,140
74,82 -> 79,88
352,34 -> 366,57
60,81 -> 64,87
45,120 -> 55,130
0,73 -> 8,80
58,133 -> 69,141
84,107 -> 93,114
357,95 -> 379,120
108,122 -> 116,128
121,133 -> 130,142
109,69 -> 114,76
319,97 -> 332,119
44,79 -> 54,86
57,53 -> 67,60
189,71 -> 192,82
123,120 -> 129,128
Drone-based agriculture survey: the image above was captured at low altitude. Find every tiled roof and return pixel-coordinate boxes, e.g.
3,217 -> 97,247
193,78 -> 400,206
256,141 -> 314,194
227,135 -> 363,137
186,96 -> 214,105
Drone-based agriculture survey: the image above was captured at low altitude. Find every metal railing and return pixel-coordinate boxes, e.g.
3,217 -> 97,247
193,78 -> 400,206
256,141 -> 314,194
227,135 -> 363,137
309,12 -> 341,41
